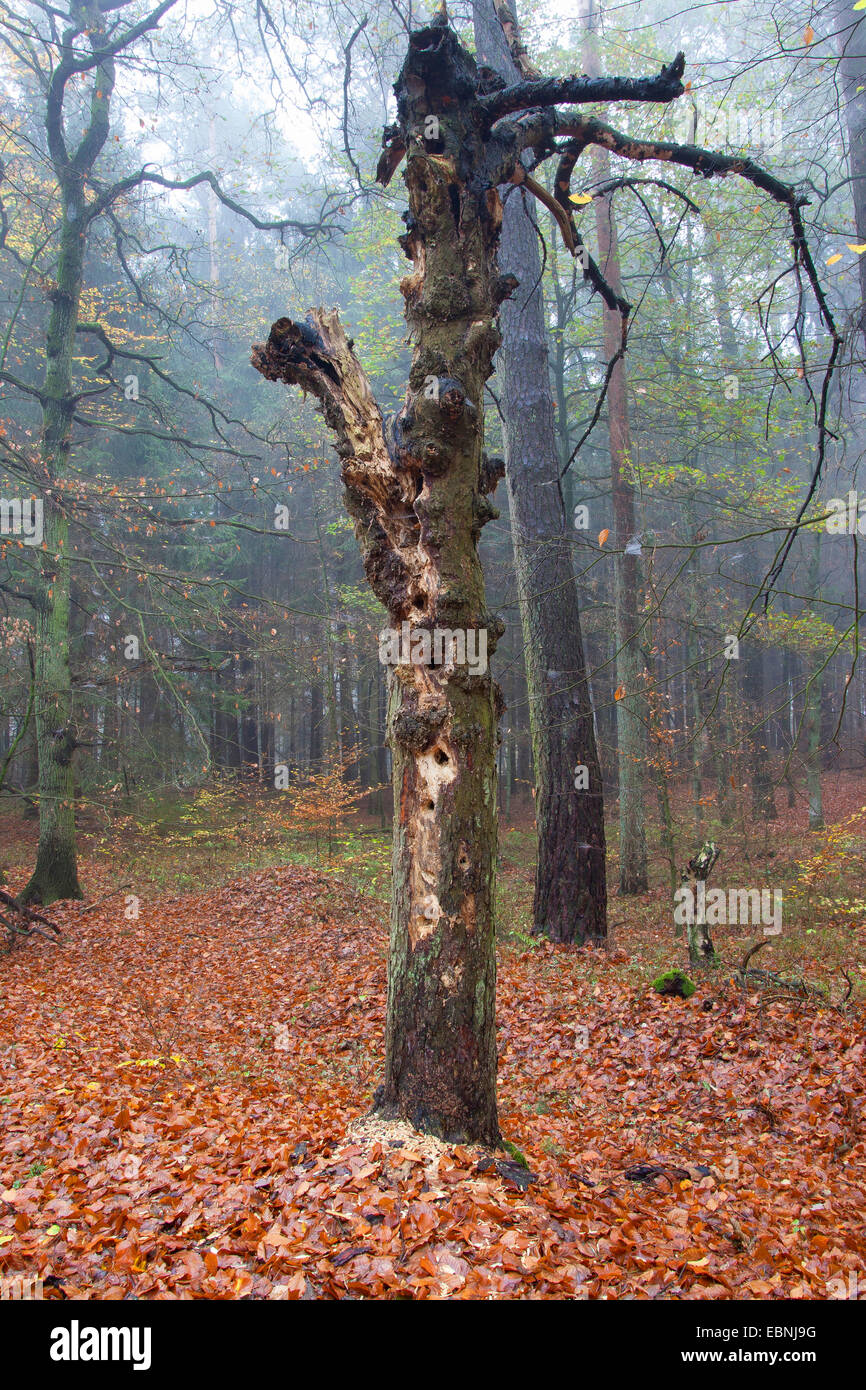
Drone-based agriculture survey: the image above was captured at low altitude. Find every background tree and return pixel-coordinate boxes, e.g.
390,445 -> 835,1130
472,0 -> 608,944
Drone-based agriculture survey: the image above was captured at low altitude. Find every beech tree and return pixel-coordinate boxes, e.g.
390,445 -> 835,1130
580,0 -> 648,893
472,0 -> 607,942
0,0 -> 330,902
832,0 -> 866,349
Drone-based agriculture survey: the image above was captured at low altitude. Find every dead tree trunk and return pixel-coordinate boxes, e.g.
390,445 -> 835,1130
254,24 -> 508,1144
253,11 -> 817,1140
682,841 -> 720,967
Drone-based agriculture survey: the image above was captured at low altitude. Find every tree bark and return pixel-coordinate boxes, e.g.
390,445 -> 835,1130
834,0 -> 866,347
21,3 -> 128,902
254,22 -> 508,1143
744,635 -> 778,823
254,11 -> 691,1139
22,176 -> 86,903
683,841 -> 719,967
582,0 -> 648,894
473,0 -> 607,941
804,533 -> 825,830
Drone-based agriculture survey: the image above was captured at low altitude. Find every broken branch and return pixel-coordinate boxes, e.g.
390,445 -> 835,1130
480,51 -> 686,124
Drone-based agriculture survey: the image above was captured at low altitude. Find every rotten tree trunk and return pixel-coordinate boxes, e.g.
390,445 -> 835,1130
253,12 -> 691,1141
682,840 -> 720,967
253,23 -> 507,1144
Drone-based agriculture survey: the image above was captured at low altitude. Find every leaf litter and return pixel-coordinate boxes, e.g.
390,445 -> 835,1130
1,865 -> 864,1299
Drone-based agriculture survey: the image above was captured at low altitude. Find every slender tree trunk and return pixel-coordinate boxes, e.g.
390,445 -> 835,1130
834,0 -> 866,347
309,682 -> 324,771
805,533 -> 825,830
580,0 -> 648,893
339,641 -> 358,772
744,632 -> 777,821
310,468 -> 340,757
238,652 -> 259,776
212,657 -> 241,771
24,10 -> 125,902
473,0 -> 607,942
376,664 -> 388,825
683,841 -> 719,968
23,204 -> 85,903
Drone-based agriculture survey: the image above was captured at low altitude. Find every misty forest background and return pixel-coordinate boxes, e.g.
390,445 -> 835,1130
3,0 -> 864,929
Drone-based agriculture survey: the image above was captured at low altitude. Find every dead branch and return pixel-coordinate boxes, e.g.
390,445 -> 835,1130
78,882 -> 133,915
739,939 -> 771,978
0,886 -> 60,933
542,112 -> 842,592
252,311 -> 420,618
509,163 -> 575,254
1,910 -> 60,944
480,52 -> 686,124
342,17 -> 369,190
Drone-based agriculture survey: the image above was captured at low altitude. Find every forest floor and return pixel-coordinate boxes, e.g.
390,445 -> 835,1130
0,774 -> 864,1299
